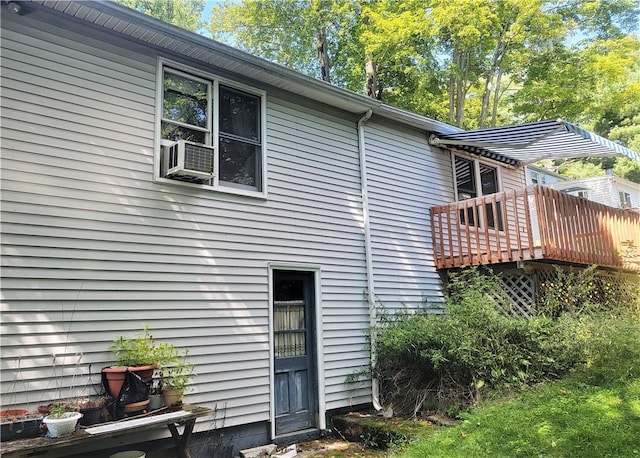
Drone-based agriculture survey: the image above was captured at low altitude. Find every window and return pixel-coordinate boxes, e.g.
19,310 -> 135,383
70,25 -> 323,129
158,64 -> 266,195
454,156 -> 503,230
619,191 -> 632,208
529,170 -> 547,185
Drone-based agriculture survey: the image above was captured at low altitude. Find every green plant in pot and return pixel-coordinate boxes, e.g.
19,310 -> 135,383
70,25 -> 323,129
160,352 -> 194,408
75,396 -> 107,426
102,327 -> 179,399
42,403 -> 82,438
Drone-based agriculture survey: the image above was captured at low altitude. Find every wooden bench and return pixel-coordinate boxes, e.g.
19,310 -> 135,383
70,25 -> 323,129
1,405 -> 213,458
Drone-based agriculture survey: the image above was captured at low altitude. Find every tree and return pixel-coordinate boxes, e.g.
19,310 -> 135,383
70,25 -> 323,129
115,0 -> 206,32
208,0 -> 347,83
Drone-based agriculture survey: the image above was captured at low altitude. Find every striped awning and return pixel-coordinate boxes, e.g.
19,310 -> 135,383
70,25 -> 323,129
428,119 -> 640,166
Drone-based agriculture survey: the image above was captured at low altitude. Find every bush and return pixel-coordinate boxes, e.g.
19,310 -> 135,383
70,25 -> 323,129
373,268 -> 587,416
580,310 -> 640,384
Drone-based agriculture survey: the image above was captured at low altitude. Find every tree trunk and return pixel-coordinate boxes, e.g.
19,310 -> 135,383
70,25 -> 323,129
365,58 -> 378,99
449,48 -> 459,124
479,72 -> 494,128
456,51 -> 468,127
315,27 -> 331,83
490,69 -> 503,127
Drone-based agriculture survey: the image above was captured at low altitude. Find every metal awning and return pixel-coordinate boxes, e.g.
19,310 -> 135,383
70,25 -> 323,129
428,119 -> 640,166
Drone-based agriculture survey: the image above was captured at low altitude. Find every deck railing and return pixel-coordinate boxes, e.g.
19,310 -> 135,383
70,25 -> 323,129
430,185 -> 640,272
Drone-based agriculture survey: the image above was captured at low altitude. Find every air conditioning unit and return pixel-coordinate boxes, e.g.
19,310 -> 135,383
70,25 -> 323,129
162,140 -> 215,182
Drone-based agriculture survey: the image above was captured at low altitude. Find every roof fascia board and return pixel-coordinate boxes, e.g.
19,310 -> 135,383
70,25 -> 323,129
51,0 -> 459,135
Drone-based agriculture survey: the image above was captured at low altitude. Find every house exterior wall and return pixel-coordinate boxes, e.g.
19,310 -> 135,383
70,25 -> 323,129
550,176 -> 640,211
0,2 -> 544,444
0,11 -> 372,430
365,120 -> 454,312
524,165 -> 566,186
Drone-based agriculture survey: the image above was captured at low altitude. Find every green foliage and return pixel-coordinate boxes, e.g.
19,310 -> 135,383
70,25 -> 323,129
613,157 -> 640,183
373,268 -> 586,414
537,265 -> 600,317
160,351 -> 195,393
581,311 -> 640,384
115,0 -> 205,32
47,403 -> 73,419
209,0 -> 640,133
111,326 -> 183,367
395,313 -> 640,458
547,156 -> 640,184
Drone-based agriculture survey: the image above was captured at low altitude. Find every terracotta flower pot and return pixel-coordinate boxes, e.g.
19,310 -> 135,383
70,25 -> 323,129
130,364 -> 157,382
0,409 -> 30,420
161,389 -> 183,407
102,367 -> 127,398
103,364 -> 157,398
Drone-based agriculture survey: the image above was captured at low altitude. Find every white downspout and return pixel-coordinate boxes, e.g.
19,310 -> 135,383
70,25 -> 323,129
357,109 -> 382,411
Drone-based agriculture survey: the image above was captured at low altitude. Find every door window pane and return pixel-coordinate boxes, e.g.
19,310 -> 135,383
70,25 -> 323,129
274,301 -> 306,358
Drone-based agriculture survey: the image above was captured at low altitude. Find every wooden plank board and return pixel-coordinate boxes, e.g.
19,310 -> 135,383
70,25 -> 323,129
85,411 -> 190,435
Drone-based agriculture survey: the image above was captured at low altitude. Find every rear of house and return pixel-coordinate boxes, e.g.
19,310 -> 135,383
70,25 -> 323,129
0,1 -> 453,454
2,2 -> 639,456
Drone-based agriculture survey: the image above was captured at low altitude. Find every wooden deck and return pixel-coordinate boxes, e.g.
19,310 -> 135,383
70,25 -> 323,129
430,185 -> 640,272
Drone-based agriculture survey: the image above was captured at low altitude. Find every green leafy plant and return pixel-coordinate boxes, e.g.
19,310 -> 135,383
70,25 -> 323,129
46,403 -> 73,419
110,326 -> 181,367
160,351 -> 194,393
396,313 -> 640,458
371,267 -> 587,415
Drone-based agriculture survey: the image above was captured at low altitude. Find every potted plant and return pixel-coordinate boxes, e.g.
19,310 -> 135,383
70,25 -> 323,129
75,396 -> 107,426
42,403 -> 82,438
103,327 -> 177,398
0,409 -> 44,442
148,372 -> 164,410
160,353 -> 194,408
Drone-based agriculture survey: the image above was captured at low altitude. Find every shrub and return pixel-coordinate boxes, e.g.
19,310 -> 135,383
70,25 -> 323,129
373,268 -> 587,416
580,310 -> 640,384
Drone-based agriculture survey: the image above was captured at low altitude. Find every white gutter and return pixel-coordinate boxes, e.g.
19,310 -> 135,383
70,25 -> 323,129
357,109 -> 382,411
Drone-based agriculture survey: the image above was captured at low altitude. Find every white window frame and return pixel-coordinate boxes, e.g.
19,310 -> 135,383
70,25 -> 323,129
452,154 -> 503,202
155,59 -> 268,198
619,191 -> 632,208
452,153 -> 504,230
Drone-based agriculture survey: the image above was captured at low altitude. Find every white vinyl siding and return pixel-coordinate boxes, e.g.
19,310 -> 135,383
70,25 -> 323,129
0,14 -> 369,430
365,121 -> 454,311
550,176 -> 640,210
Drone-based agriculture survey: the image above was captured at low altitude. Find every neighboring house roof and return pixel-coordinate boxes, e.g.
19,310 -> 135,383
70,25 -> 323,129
551,174 -> 640,192
27,1 -> 640,167
526,164 -> 567,181
429,119 -> 640,166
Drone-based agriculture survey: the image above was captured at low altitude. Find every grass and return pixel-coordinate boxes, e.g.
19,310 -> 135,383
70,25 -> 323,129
394,313 -> 640,458
396,376 -> 640,458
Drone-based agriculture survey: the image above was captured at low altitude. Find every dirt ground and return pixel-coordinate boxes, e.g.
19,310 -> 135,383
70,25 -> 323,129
294,437 -> 388,458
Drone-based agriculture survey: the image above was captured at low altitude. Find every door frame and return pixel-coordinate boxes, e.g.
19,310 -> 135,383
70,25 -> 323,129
268,263 -> 325,439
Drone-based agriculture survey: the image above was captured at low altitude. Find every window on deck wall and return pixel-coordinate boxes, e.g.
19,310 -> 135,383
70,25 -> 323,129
159,64 -> 266,196
454,156 -> 504,230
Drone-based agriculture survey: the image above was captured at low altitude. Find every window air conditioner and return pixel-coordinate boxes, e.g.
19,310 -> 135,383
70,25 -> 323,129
162,140 -> 215,182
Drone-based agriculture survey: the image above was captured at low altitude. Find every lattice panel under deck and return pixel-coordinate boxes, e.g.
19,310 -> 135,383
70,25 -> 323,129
499,273 -> 537,318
